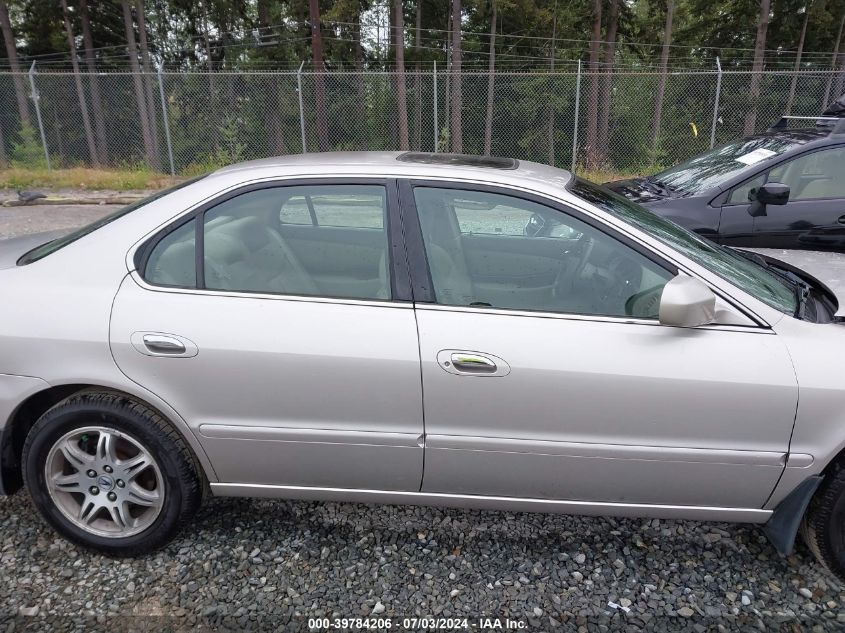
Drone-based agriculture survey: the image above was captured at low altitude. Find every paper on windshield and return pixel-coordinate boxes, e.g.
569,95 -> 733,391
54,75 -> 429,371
736,148 -> 776,165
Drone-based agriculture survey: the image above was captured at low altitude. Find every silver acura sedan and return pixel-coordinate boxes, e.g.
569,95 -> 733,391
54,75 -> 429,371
1,152 -> 844,579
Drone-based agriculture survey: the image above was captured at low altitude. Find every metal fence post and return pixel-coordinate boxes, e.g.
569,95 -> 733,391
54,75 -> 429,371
709,57 -> 723,150
570,59 -> 581,173
157,66 -> 175,176
433,61 -> 438,153
297,61 -> 307,153
27,61 -> 51,170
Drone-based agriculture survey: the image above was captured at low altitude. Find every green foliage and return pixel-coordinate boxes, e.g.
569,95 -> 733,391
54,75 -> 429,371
10,124 -> 48,169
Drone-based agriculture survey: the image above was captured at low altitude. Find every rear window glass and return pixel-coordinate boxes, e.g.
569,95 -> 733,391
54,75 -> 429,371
17,175 -> 206,265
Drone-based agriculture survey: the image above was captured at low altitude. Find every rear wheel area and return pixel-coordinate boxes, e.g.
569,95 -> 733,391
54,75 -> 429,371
22,391 -> 204,556
802,458 -> 845,581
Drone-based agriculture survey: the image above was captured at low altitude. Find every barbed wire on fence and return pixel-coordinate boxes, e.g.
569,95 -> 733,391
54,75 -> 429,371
1,64 -> 842,177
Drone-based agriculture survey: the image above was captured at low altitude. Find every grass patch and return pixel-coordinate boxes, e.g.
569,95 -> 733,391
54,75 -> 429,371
576,166 -> 651,184
0,167 -> 182,192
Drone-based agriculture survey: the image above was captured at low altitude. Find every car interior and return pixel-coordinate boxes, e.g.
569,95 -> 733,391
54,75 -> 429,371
144,184 -> 670,318
414,188 -> 671,319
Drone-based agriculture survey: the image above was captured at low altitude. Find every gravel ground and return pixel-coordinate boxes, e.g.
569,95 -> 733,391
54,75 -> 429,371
1,202 -> 845,632
2,492 -> 845,632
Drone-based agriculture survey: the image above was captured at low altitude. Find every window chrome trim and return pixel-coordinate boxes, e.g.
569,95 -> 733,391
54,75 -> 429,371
128,270 -> 413,310
413,302 -> 771,333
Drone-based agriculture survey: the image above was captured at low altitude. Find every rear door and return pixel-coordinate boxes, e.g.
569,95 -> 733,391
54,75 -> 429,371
404,181 -> 798,509
110,179 -> 425,491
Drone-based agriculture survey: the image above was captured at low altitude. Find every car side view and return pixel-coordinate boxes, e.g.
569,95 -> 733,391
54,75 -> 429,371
1,152 -> 845,581
605,109 -> 845,251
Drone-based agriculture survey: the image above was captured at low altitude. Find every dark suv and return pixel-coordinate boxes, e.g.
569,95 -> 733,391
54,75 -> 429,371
605,115 -> 845,252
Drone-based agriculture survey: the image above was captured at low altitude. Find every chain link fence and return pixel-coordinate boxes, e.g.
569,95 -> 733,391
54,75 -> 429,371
0,66 -> 842,176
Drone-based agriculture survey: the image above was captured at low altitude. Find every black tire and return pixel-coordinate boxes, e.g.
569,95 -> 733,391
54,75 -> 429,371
22,390 -> 204,556
802,457 -> 845,581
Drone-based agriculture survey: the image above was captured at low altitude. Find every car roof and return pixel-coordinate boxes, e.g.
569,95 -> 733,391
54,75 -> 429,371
210,151 -> 573,191
744,127 -> 835,144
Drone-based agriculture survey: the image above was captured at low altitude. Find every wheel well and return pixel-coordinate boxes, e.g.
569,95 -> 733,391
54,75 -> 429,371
1,385 -> 194,495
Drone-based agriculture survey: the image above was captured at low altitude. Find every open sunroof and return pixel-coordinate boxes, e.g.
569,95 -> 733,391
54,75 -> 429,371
396,152 -> 518,170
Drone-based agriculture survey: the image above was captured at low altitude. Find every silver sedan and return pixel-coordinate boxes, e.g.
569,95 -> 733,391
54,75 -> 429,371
1,152 -> 844,580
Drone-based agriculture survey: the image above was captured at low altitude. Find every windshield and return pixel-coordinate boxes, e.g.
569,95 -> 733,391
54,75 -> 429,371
17,175 -> 206,265
652,136 -> 802,195
570,178 -> 797,314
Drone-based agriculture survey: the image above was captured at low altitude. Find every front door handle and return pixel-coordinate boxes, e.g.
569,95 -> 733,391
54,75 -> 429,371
436,349 -> 510,377
450,352 -> 497,373
130,332 -> 198,358
837,215 -> 845,225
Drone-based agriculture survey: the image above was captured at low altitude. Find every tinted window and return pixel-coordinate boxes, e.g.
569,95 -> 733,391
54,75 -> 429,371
203,185 -> 390,300
571,179 -> 797,314
414,187 -> 672,318
144,219 -> 196,287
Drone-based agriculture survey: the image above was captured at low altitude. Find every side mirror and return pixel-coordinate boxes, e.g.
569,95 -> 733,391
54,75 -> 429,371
659,275 -> 716,328
747,182 -> 790,217
524,213 -> 546,237
755,182 -> 790,205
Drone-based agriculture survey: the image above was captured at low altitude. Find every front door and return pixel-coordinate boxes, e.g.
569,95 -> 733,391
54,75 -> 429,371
110,181 -> 424,491
406,183 -> 798,509
726,145 -> 845,250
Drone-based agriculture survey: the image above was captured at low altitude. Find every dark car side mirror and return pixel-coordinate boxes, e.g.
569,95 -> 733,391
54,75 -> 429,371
747,182 -> 790,217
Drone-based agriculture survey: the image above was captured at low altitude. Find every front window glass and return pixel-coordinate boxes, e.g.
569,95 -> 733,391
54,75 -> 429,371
18,175 -> 206,265
727,173 -> 766,205
571,179 -> 797,314
767,146 -> 845,201
414,187 -> 673,318
653,136 -> 801,195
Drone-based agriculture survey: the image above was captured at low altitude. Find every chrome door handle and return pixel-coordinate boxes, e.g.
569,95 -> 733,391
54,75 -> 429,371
130,332 -> 198,358
142,334 -> 186,355
436,350 -> 510,377
449,352 -> 497,373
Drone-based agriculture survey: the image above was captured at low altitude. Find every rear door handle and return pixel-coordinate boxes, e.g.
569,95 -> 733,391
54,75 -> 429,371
838,215 -> 845,225
130,332 -> 198,358
437,350 -> 510,377
143,334 -> 186,354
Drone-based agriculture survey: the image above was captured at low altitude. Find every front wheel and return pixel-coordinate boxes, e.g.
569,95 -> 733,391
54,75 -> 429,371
802,458 -> 845,581
23,391 -> 204,556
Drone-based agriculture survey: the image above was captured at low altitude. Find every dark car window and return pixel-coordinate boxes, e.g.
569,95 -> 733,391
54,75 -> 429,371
727,173 -> 766,205
726,146 -> 845,204
653,136 -> 804,196
768,146 -> 845,201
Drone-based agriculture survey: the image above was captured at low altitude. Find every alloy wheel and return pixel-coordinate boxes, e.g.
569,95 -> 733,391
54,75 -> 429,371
44,426 -> 165,538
